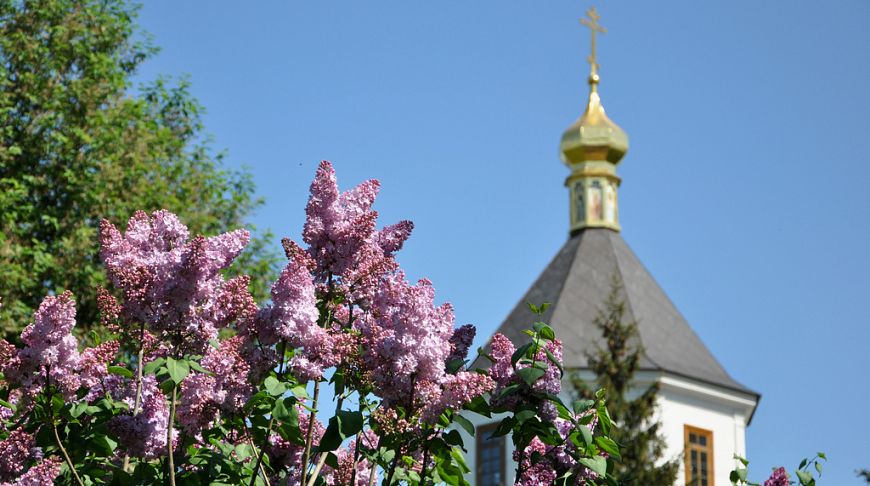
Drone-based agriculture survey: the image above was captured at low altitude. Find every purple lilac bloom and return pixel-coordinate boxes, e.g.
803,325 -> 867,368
99,210 -> 249,354
256,247 -> 335,381
177,337 -> 254,434
0,457 -> 61,486
359,272 -> 493,422
107,375 -> 172,459
302,161 -> 413,301
488,332 -> 564,416
764,467 -> 790,486
446,324 -> 476,366
7,292 -> 81,399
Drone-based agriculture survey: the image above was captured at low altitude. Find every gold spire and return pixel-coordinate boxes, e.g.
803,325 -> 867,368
560,7 -> 628,233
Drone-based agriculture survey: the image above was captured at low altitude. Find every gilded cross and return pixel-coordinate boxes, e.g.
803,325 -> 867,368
580,7 -> 606,76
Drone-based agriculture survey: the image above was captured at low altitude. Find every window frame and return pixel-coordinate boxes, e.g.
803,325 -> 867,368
684,424 -> 715,486
476,422 -> 506,486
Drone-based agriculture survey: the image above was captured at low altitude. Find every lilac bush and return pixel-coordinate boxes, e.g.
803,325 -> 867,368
0,161 -> 619,485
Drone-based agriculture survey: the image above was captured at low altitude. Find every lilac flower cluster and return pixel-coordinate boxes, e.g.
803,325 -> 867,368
99,210 -> 250,354
763,467 -> 790,486
255,248 -> 335,381
358,272 -> 494,422
489,332 -> 564,419
178,337 -> 254,434
6,292 -> 81,399
0,430 -> 60,485
3,293 -> 118,406
513,414 -> 602,486
107,375 -> 172,459
302,161 -> 413,301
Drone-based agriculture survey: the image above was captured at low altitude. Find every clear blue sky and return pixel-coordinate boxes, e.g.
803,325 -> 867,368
135,1 -> 870,483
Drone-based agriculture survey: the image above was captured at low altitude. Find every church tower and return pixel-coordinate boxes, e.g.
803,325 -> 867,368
464,8 -> 760,486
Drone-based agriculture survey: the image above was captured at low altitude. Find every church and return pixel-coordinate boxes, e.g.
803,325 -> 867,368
462,9 -> 760,486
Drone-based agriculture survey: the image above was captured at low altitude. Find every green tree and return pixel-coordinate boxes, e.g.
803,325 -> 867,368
0,0 -> 278,337
572,274 -> 680,485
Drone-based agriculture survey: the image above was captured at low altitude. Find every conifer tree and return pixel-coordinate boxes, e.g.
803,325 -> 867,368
572,274 -> 680,485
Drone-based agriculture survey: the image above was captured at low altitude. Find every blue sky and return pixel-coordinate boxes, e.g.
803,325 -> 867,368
135,1 -> 870,483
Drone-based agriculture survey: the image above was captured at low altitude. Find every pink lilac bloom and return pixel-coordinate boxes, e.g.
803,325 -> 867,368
256,248 -> 335,381
487,332 -> 564,418
301,161 -> 413,301
513,413 -> 602,485
78,341 -> 120,390
327,436 -> 378,486
107,375 -> 172,459
177,337 -> 255,434
99,210 -> 250,355
358,272 -> 492,423
266,405 -> 325,483
764,467 -> 790,486
421,371 -> 494,422
359,273 -> 453,409
0,430 -> 38,481
0,457 -> 61,486
7,292 -> 81,399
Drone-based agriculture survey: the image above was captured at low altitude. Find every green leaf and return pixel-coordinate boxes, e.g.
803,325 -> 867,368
264,376 -> 286,396
462,395 -> 491,417
544,348 -> 563,374
317,410 -> 364,452
108,366 -> 133,378
90,434 -> 118,456
511,343 -> 532,365
142,357 -> 165,376
516,367 -> 546,386
730,468 -> 748,482
573,399 -> 594,415
579,456 -> 607,477
534,323 -> 556,341
577,425 -> 593,447
443,429 -> 464,447
796,470 -> 813,485
453,414 -> 475,436
188,360 -> 209,374
290,385 -> 310,399
597,402 -> 613,435
594,436 -> 621,459
514,409 -> 536,424
166,357 -> 189,384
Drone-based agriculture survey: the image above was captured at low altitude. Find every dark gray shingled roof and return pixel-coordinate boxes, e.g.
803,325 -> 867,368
479,228 -> 758,398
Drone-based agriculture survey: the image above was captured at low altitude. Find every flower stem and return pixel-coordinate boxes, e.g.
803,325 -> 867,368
122,324 -> 146,472
167,383 -> 178,486
244,426 -> 271,486
383,454 -> 400,486
248,340 -> 288,486
419,437 -> 431,486
52,421 -> 85,486
305,394 -> 345,486
300,380 -> 321,486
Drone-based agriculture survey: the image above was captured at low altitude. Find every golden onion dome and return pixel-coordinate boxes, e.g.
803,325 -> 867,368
559,73 -> 628,165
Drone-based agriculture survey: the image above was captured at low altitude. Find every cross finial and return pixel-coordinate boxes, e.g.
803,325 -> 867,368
580,6 -> 606,79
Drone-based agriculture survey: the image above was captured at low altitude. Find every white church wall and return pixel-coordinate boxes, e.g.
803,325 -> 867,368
656,374 -> 756,486
458,372 -> 756,486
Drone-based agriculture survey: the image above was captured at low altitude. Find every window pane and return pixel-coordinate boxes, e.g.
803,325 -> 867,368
699,435 -> 707,446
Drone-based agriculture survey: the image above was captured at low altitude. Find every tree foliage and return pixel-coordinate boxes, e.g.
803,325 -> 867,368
572,275 -> 680,485
0,0 -> 278,338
